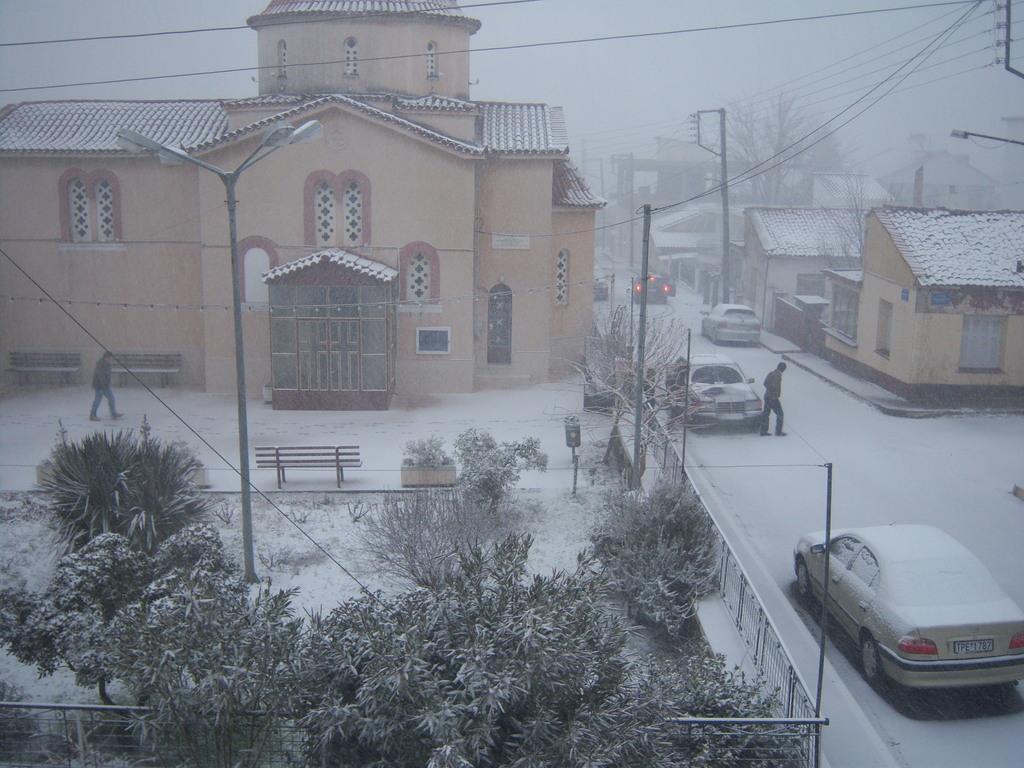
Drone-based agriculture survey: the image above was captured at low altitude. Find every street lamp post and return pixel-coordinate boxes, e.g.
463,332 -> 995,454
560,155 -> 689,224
950,128 -> 1024,147
117,121 -> 323,583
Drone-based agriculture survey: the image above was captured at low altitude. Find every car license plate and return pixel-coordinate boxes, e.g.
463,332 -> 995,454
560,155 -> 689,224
952,639 -> 993,655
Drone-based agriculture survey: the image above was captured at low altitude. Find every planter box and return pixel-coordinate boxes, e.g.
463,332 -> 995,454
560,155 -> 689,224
400,466 -> 456,488
262,385 -> 273,404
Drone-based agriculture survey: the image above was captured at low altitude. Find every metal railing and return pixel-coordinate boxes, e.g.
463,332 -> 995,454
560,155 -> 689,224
0,702 -> 308,767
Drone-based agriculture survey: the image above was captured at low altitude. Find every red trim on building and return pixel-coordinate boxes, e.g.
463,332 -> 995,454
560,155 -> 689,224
303,170 -> 337,246
58,168 -> 123,242
335,169 -> 372,247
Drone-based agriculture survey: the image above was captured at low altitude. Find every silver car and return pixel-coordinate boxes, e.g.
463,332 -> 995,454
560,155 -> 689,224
701,304 -> 761,345
794,524 -> 1024,689
683,354 -> 763,427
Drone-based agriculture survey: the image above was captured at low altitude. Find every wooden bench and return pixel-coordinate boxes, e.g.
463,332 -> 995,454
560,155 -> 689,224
255,445 -> 362,489
8,351 -> 81,385
111,352 -> 182,387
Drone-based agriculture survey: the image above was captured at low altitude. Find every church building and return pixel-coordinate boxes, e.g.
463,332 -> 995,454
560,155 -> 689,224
0,0 -> 603,409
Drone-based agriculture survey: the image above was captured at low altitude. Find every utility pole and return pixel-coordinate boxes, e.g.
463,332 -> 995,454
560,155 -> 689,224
629,152 -> 636,269
631,204 -> 652,489
696,109 -> 731,304
1004,1 -> 1024,80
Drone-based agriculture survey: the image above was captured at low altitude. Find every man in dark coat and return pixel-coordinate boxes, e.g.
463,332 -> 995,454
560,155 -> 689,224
760,362 -> 786,436
89,351 -> 122,421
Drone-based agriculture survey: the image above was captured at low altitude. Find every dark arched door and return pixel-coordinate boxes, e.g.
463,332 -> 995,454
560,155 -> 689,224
487,283 -> 512,364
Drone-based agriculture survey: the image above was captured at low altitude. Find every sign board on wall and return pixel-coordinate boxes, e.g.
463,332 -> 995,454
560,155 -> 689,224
492,233 -> 531,250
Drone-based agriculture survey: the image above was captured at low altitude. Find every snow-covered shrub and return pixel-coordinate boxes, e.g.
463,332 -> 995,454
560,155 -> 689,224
591,485 -> 718,636
109,575 -> 304,768
358,488 -> 520,588
0,533 -> 150,703
42,426 -> 210,554
452,428 -> 547,510
402,436 -> 453,467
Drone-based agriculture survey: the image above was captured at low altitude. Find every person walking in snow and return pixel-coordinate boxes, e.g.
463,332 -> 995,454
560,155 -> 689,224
760,362 -> 786,436
89,351 -> 122,421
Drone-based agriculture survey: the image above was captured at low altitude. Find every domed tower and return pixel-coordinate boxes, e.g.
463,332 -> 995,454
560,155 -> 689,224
248,0 -> 481,100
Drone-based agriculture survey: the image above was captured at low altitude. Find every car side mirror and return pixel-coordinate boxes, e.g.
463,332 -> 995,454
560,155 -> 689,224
746,377 -> 754,384
810,544 -> 826,555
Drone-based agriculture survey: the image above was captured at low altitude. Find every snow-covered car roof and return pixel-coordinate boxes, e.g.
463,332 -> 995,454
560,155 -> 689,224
689,353 -> 745,367
708,303 -> 758,316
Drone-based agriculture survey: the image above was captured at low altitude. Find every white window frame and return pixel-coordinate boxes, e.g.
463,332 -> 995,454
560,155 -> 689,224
959,314 -> 1005,371
416,326 -> 451,355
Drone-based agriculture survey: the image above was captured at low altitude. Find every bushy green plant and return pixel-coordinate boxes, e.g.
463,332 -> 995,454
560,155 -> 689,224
452,428 -> 547,510
42,423 -> 209,554
401,436 -> 453,468
591,485 -> 718,636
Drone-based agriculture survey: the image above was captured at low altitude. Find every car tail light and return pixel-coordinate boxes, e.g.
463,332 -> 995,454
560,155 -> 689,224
1010,631 -> 1024,650
898,636 -> 938,655
662,284 -> 670,293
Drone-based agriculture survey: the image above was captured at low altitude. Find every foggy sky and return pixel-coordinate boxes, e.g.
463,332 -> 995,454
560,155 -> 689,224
1,0 -> 1021,187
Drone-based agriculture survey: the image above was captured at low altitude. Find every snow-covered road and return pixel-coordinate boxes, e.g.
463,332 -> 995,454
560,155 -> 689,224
643,283 -> 1024,768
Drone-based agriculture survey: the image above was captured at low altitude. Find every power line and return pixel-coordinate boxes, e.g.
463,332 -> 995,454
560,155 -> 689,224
0,0 -> 545,48
0,242 -> 380,603
0,1 -> 980,94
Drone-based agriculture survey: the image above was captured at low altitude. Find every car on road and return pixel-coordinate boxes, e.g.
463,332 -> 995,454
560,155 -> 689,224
633,274 -> 675,304
701,303 -> 761,344
676,354 -> 763,427
794,524 -> 1024,689
593,279 -> 609,301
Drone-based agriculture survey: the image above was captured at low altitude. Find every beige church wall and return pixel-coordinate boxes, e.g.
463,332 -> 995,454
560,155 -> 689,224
0,158 -> 206,388
256,18 -> 472,101
397,111 -> 478,143
193,107 -> 478,397
549,209 -> 596,376
474,159 -> 557,383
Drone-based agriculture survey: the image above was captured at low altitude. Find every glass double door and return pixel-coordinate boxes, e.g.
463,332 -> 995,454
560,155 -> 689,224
297,319 -> 361,391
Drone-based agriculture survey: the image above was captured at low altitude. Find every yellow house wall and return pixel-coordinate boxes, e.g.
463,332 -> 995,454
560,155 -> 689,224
474,159 -> 556,383
256,18 -> 472,100
0,157 -> 205,390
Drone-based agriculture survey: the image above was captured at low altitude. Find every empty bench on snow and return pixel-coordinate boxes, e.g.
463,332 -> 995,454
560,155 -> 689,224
111,352 -> 182,387
254,445 -> 362,489
8,351 -> 82,386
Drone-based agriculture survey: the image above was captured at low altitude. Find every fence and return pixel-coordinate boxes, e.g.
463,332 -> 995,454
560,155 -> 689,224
0,702 -> 308,768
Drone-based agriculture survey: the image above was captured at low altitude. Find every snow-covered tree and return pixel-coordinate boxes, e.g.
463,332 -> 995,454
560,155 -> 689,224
591,485 -> 718,636
452,429 -> 547,511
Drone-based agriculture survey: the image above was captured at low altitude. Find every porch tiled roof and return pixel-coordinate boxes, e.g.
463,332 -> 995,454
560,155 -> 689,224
263,249 -> 398,282
478,102 -> 568,155
875,207 -> 1024,288
748,207 -> 862,259
0,100 -> 227,154
553,161 -> 604,208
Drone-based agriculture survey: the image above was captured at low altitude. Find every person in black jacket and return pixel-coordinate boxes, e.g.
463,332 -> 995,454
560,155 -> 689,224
89,352 -> 122,421
760,362 -> 786,436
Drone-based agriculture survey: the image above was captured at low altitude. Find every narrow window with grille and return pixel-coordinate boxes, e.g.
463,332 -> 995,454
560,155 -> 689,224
95,179 -> 115,241
343,180 -> 363,246
555,249 -> 570,305
344,37 -> 359,77
315,181 -> 336,246
68,178 -> 91,242
407,252 -> 431,301
426,42 -> 438,79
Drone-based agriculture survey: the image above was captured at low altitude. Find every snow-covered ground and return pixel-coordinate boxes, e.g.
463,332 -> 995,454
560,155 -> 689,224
0,378 -> 618,702
635,276 -> 1024,768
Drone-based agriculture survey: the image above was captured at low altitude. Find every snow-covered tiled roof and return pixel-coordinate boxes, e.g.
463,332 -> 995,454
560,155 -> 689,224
189,94 -> 483,155
478,103 -> 568,155
248,0 -> 481,32
394,94 -> 476,112
874,207 -> 1024,288
263,249 -> 398,282
824,268 -> 863,285
553,161 -> 604,208
748,207 -> 863,259
0,101 -> 227,154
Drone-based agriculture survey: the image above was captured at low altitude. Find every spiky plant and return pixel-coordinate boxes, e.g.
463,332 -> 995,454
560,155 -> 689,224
42,427 -> 209,554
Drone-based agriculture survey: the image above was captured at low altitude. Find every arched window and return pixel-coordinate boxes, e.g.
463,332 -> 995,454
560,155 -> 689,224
68,178 -> 91,242
342,179 -> 363,246
315,181 -> 336,246
277,39 -> 288,89
243,247 -> 271,304
400,242 -> 440,302
555,249 -> 569,305
426,41 -> 438,79
61,169 -> 121,243
344,37 -> 359,77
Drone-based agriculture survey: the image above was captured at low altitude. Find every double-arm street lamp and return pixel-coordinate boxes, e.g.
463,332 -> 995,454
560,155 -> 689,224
117,120 -> 323,582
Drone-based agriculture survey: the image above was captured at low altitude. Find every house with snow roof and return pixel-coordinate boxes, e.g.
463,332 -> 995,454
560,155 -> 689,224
822,207 -> 1024,403
0,0 -> 603,409
740,207 -> 863,328
651,203 -> 745,299
880,150 -> 998,210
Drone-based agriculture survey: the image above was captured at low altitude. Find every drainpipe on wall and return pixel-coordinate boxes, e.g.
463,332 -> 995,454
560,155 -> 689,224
913,166 -> 925,206
760,255 -> 773,331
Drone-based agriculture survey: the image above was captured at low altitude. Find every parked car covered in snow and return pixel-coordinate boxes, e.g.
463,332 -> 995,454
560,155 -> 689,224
701,303 -> 761,344
679,354 -> 762,427
794,524 -> 1024,689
